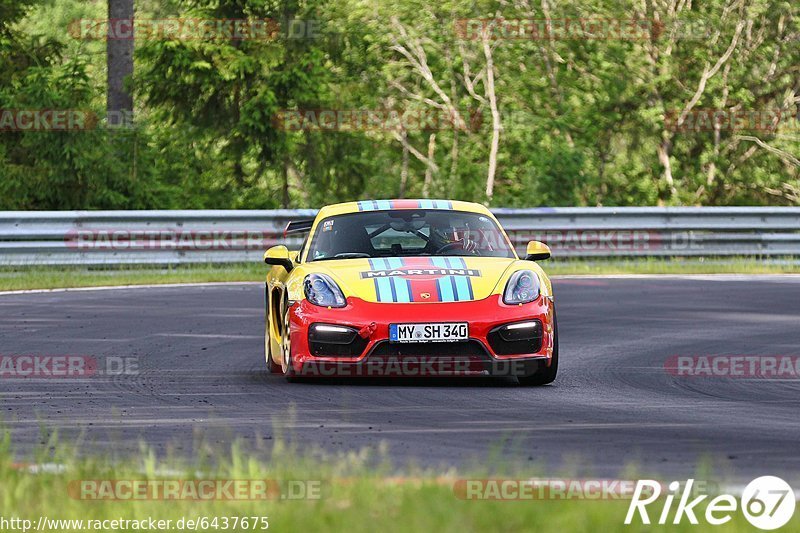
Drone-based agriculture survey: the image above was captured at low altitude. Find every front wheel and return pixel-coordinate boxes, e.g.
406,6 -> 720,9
281,307 -> 300,382
265,286 -> 282,374
518,310 -> 558,386
266,331 -> 282,374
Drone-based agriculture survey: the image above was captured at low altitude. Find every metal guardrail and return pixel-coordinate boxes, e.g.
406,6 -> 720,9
0,207 -> 798,265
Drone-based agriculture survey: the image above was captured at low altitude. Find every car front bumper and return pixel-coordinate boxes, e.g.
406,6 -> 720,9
287,295 -> 555,378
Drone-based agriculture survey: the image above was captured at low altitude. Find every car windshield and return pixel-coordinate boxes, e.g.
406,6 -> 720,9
306,210 -> 515,261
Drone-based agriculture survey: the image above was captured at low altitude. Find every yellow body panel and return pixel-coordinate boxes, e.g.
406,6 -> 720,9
270,256 -> 551,304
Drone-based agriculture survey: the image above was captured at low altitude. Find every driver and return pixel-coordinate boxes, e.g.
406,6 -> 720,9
427,220 -> 479,253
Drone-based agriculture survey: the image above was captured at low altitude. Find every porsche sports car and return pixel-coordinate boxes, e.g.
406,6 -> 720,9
264,200 -> 557,384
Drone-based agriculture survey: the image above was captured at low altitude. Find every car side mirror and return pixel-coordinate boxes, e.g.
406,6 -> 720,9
525,240 -> 551,261
264,245 -> 294,271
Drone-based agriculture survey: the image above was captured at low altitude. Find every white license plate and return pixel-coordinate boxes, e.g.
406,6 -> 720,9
389,322 -> 469,343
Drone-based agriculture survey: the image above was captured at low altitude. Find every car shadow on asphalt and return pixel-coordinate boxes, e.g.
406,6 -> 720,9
259,373 -> 524,387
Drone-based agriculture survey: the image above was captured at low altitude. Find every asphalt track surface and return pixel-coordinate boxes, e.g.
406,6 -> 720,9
2,276 -> 800,482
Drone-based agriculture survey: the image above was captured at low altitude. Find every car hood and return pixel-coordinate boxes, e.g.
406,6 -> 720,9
307,256 -> 519,303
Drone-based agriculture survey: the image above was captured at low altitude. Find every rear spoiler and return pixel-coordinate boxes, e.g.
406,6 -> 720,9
283,218 -> 315,237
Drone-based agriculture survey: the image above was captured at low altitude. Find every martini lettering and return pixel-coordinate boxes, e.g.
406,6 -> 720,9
361,268 -> 481,278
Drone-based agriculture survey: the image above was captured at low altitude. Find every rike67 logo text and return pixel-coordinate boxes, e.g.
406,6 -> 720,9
625,476 -> 795,530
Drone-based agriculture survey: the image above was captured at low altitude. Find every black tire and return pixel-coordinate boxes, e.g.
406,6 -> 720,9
281,305 -> 301,382
518,310 -> 559,386
265,287 -> 282,374
266,333 -> 282,374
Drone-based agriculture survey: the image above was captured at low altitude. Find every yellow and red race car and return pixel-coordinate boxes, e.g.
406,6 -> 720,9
264,200 -> 557,384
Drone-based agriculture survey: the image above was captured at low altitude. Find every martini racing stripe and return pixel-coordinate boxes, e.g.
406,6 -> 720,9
373,276 -> 413,302
390,199 -> 423,209
357,200 -> 390,211
369,256 -> 474,303
374,277 -> 392,302
358,200 -> 394,211
357,200 -> 453,211
430,257 -> 467,269
369,258 -> 404,270
371,258 -> 411,302
417,199 -> 453,209
434,275 -> 474,302
393,277 -> 412,302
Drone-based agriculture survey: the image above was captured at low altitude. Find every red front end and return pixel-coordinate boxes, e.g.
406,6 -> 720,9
287,295 -> 555,378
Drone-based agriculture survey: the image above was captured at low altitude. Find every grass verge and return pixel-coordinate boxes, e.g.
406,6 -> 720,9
0,434 -> 780,532
0,258 -> 798,291
0,264 -> 266,291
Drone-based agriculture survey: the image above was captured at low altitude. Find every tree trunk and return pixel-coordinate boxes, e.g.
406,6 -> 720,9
281,158 -> 290,208
482,37 -> 500,202
107,0 -> 134,128
657,137 -> 677,201
422,133 -> 436,197
399,130 -> 409,198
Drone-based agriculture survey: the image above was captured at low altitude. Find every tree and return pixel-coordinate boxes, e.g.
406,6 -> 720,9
107,0 -> 134,126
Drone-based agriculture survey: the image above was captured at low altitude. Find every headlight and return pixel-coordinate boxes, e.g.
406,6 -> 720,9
503,270 -> 540,304
304,273 -> 346,308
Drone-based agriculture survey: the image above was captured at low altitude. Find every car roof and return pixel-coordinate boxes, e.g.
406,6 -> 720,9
316,199 -> 494,219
